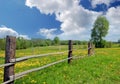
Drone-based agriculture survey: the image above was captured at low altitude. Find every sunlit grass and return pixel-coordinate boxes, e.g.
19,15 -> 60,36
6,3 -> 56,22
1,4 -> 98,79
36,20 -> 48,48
0,46 -> 120,83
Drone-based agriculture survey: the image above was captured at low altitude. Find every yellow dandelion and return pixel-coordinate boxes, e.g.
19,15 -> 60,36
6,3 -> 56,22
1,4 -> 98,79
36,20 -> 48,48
43,82 -> 46,84
0,70 -> 3,74
31,80 -> 37,83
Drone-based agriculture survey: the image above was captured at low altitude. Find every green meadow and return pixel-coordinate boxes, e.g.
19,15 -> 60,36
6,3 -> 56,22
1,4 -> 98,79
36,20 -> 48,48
0,45 -> 120,84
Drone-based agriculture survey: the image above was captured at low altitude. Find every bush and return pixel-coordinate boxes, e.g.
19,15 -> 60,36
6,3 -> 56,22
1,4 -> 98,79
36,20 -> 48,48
95,40 -> 106,48
119,44 -> 120,47
0,39 -> 5,50
105,42 -> 112,48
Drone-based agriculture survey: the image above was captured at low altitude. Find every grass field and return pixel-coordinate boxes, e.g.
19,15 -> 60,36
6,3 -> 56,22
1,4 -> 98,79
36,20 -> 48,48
0,45 -> 120,84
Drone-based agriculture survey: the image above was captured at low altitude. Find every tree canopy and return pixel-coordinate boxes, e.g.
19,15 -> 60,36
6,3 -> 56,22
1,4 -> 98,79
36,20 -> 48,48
53,37 -> 60,45
118,39 -> 120,43
91,16 -> 109,48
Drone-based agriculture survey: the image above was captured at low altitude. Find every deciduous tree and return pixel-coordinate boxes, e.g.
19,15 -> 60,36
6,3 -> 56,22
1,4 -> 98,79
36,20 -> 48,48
91,16 -> 109,48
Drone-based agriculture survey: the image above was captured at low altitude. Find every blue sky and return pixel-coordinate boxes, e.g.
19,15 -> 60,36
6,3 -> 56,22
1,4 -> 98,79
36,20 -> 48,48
0,0 -> 120,41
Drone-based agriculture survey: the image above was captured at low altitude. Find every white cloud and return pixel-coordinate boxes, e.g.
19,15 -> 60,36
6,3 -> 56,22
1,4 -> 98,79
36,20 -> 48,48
105,6 -> 120,41
37,28 -> 57,39
0,26 -> 30,39
19,35 -> 31,40
90,0 -> 113,8
0,26 -> 19,38
26,0 -> 102,40
26,0 -> 120,41
25,0 -> 74,15
57,5 -> 101,40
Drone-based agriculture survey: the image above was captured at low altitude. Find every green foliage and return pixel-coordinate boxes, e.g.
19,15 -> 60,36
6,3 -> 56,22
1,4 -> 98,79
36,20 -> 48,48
0,37 -> 89,51
105,41 -> 113,48
16,37 -> 31,49
45,39 -> 52,46
60,40 -> 68,45
0,38 -> 5,50
119,44 -> 120,47
31,39 -> 52,47
118,39 -> 120,43
94,39 -> 106,48
118,39 -> 120,47
53,37 -> 60,45
91,16 -> 109,48
60,40 -> 88,45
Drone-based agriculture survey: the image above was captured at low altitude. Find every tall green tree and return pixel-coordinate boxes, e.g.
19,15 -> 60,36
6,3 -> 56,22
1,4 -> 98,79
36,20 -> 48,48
118,39 -> 120,43
91,16 -> 109,48
53,37 -> 60,45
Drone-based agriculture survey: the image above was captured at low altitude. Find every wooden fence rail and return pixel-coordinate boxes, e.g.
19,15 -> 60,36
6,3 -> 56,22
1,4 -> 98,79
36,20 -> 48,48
0,63 -> 14,68
2,57 -> 73,84
0,36 -> 93,84
0,51 -> 68,68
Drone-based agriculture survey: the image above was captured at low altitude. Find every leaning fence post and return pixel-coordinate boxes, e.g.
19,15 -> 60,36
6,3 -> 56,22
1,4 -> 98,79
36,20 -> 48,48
3,36 -> 16,84
88,42 -> 92,56
68,40 -> 72,64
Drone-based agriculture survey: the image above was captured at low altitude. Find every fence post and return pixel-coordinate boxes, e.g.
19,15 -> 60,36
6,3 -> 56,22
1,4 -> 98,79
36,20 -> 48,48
68,40 -> 72,64
88,42 -> 92,56
3,36 -> 16,84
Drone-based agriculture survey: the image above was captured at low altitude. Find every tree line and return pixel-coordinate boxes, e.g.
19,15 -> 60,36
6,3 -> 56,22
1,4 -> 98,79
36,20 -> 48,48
0,37 -> 88,50
0,36 -> 120,50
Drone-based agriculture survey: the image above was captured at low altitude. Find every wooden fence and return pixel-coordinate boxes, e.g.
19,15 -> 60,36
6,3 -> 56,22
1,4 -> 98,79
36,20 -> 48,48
0,36 -> 93,84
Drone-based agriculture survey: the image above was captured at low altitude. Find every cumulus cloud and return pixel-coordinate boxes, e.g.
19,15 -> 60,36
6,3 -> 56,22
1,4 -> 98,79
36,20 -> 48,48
57,5 -> 101,40
37,28 -> 57,39
105,6 -> 120,41
0,26 -> 18,38
0,26 -> 30,39
25,0 -> 74,15
90,0 -> 113,8
26,0 -> 120,41
26,0 -> 102,40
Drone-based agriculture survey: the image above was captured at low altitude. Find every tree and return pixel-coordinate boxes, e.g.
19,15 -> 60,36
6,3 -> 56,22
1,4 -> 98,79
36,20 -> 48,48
45,39 -> 52,46
0,38 -> 5,50
91,16 -> 109,48
53,37 -> 60,45
118,39 -> 120,43
16,37 -> 31,49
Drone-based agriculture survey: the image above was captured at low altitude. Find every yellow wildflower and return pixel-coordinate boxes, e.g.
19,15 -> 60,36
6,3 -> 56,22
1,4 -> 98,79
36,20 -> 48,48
31,80 -> 37,83
43,82 -> 46,84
